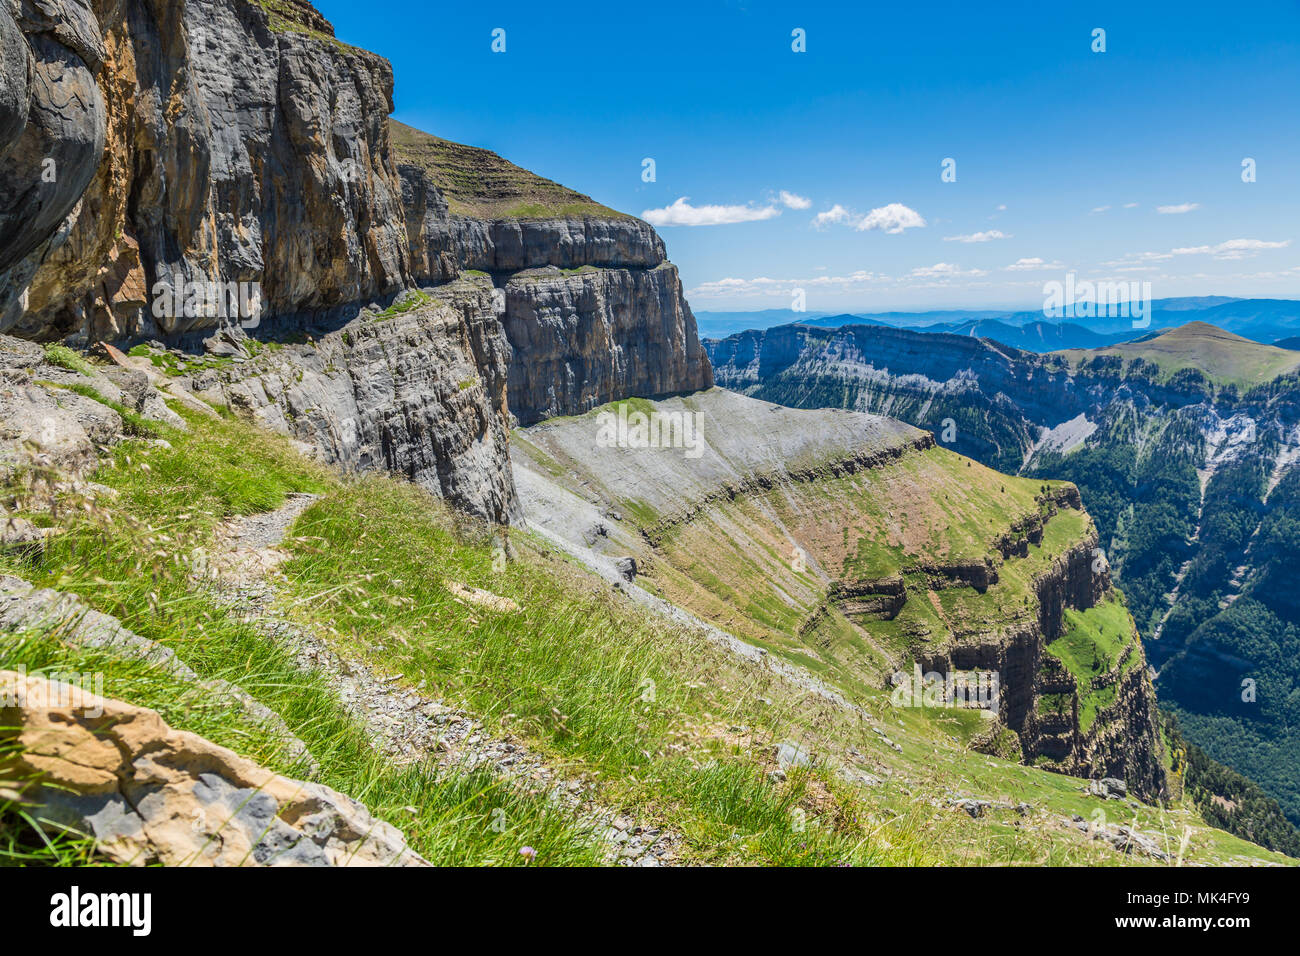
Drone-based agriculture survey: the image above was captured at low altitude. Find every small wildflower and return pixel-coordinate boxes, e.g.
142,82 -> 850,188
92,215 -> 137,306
519,846 -> 536,863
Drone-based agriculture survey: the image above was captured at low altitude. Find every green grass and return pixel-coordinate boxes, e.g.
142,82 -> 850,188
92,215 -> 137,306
389,120 -> 634,221
1045,596 -> 1140,732
0,408 -> 923,866
0,410 -> 599,866
2,402 -> 1290,867
375,290 -> 434,320
1049,597 -> 1136,682
1056,322 -> 1300,389
42,345 -> 95,378
40,381 -> 161,439
276,477 -> 927,865
127,344 -> 233,378
243,0 -> 362,53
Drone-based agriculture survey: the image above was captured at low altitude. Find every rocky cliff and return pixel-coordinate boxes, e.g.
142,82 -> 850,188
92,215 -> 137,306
0,0 -> 711,518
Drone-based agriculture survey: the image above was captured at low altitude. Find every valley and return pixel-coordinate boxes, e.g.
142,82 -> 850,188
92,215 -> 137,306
708,318 -> 1300,846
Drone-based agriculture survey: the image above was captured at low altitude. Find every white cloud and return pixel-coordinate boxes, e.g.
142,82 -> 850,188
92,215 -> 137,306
641,197 -> 780,227
1169,238 -> 1292,260
811,204 -> 852,228
688,270 -> 884,299
812,204 -> 852,228
909,262 -> 987,279
812,202 -> 926,234
943,229 -> 1011,243
1005,257 -> 1062,272
1091,205 -> 1112,214
1104,250 -> 1175,268
1157,202 -> 1200,215
1111,238 -> 1292,268
996,204 -> 1007,212
1123,202 -> 1139,208
857,203 -> 926,234
779,190 -> 812,210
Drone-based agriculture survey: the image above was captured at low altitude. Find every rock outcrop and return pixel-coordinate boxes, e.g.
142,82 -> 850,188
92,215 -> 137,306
0,573 -> 316,771
391,120 -> 712,424
1,0 -> 712,520
0,332 -> 181,482
2,0 -> 408,340
0,669 -> 425,866
918,535 -> 1167,800
203,279 -> 519,523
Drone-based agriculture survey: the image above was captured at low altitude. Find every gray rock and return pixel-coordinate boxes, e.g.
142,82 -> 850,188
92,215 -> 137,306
0,574 -> 316,773
0,1 -> 107,287
614,556 -> 638,582
1086,777 -> 1128,800
503,266 -> 712,425
774,741 -> 812,771
209,280 -> 518,524
1,669 -> 422,867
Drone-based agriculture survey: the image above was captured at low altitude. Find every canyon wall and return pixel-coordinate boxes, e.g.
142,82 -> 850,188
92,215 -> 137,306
0,0 -> 711,517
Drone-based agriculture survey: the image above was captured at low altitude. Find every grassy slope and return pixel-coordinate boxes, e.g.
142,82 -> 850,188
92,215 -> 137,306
389,120 -> 633,221
1045,596 -> 1143,732
1056,322 -> 1300,389
0,391 -> 1288,865
519,404 -> 1091,699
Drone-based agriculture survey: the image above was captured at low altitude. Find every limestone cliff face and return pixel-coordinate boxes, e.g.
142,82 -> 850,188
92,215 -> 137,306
918,533 -> 1167,800
392,121 -> 712,423
501,265 -> 711,424
2,0 -> 410,340
0,0 -> 712,519
201,280 -> 519,524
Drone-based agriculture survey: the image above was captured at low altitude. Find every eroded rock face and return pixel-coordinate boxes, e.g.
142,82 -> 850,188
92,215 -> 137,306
0,669 -> 426,866
1,0 -> 411,339
199,280 -> 519,524
503,265 -> 713,425
2,0 -> 715,525
0,0 -> 107,292
394,133 -> 713,423
918,534 -> 1167,801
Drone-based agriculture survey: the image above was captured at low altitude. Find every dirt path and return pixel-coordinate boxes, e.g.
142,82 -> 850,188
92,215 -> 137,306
208,495 -> 682,866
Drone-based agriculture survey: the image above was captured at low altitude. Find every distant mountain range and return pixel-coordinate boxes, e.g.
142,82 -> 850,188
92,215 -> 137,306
697,297 -> 1300,353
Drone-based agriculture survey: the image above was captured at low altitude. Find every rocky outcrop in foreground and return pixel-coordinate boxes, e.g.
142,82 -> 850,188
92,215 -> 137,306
0,332 -> 182,482
0,669 -> 425,866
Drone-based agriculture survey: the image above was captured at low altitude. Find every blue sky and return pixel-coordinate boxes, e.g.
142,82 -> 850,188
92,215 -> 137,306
316,0 -> 1300,312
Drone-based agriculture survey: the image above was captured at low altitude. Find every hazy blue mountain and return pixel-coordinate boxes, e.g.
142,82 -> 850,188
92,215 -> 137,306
694,310 -> 829,338
700,297 -> 1300,349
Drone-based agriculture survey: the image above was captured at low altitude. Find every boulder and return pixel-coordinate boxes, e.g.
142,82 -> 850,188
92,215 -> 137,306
0,669 -> 426,867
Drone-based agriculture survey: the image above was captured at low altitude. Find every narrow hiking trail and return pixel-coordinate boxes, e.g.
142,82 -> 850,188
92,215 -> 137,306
206,495 -> 684,866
